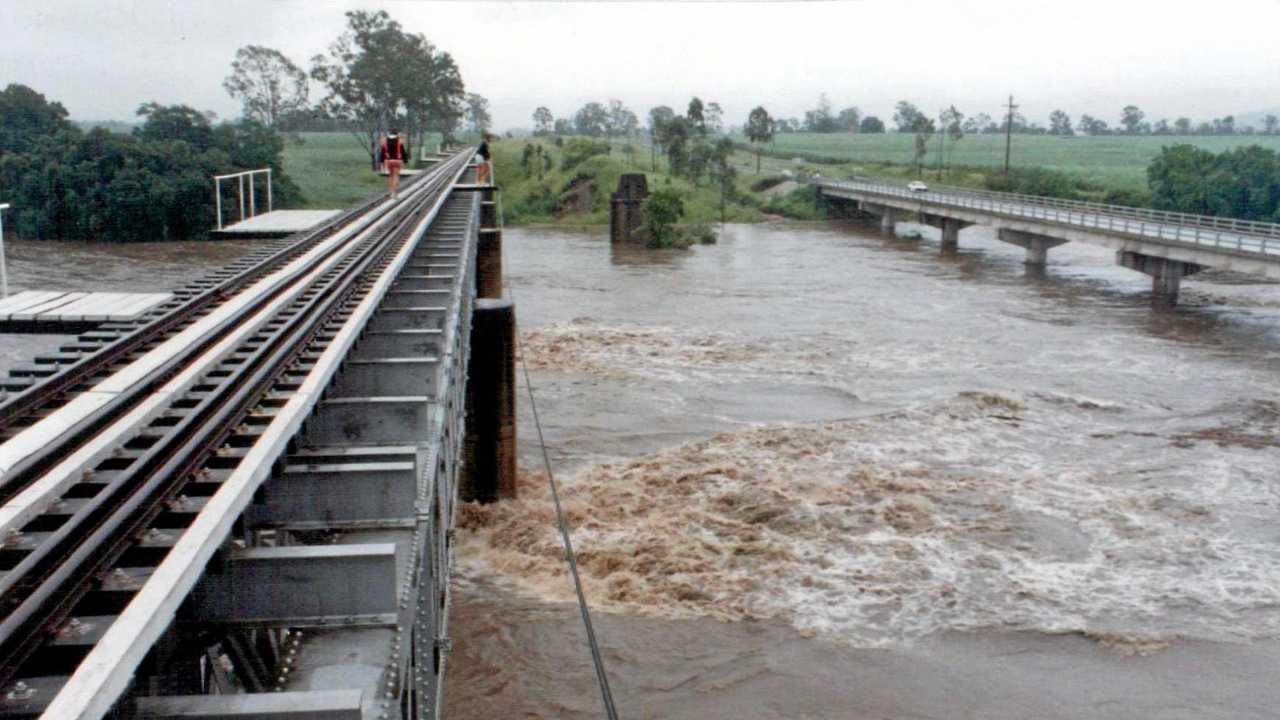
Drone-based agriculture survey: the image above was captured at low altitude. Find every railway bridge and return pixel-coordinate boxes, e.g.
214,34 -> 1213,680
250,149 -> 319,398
0,149 -> 512,719
817,179 -> 1280,304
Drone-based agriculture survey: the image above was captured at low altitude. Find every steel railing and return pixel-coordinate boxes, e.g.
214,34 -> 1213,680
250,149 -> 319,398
816,178 -> 1279,257
213,168 -> 273,230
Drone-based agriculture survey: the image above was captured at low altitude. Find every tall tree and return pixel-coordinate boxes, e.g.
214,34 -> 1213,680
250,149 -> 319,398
893,101 -> 925,133
532,106 -> 554,135
606,99 -> 638,137
836,106 -> 862,132
859,115 -> 885,133
710,137 -> 737,223
223,45 -> 309,128
1174,117 -> 1193,135
804,93 -> 837,133
648,105 -> 675,169
573,102 -> 609,136
1048,110 -> 1074,136
465,93 -> 491,134
311,10 -> 465,167
400,34 -> 463,150
1120,105 -> 1146,134
704,102 -> 724,134
1079,114 -> 1108,135
941,105 -> 964,175
912,116 -> 936,176
745,105 -> 774,173
687,97 -> 706,135
664,116 -> 691,175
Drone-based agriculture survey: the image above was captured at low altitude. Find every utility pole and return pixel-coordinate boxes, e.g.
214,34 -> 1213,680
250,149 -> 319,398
1003,94 -> 1018,176
937,110 -> 947,179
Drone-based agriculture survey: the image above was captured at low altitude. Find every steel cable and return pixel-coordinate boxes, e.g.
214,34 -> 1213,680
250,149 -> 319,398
491,162 -> 622,720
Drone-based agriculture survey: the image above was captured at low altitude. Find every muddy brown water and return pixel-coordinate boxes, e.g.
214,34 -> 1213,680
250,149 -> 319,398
1,222 -> 1277,718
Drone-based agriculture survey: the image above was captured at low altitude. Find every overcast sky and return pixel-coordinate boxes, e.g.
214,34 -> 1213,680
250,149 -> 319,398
6,0 -> 1280,130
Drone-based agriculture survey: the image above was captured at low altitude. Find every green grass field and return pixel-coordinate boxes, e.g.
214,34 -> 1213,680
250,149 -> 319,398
733,132 -> 1280,193
283,131 -> 442,209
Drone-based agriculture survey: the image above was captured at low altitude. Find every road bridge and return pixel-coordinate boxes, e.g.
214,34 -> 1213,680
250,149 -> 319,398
0,148 -> 511,720
817,179 -> 1280,304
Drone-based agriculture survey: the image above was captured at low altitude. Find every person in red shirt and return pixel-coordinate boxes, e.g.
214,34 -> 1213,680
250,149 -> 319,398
380,128 -> 410,199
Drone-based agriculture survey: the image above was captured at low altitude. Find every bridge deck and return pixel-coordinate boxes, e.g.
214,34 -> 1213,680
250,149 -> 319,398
212,209 -> 344,239
0,291 -> 171,330
821,180 -> 1280,262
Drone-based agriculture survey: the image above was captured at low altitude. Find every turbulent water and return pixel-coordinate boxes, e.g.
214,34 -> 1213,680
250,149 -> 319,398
1,225 -> 1277,718
447,220 -> 1280,719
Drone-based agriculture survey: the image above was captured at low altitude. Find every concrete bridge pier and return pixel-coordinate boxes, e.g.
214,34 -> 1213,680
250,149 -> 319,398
476,188 -> 503,299
1117,250 -> 1204,305
922,215 -> 971,252
463,186 -> 517,503
877,207 -> 897,236
463,298 -> 518,502
998,229 -> 1070,265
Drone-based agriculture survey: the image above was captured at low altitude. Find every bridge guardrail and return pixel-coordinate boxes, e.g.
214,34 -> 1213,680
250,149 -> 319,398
816,179 -> 1277,257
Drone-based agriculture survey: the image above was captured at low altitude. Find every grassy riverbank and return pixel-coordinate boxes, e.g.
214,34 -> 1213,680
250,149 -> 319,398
491,138 -> 774,226
283,131 -> 442,209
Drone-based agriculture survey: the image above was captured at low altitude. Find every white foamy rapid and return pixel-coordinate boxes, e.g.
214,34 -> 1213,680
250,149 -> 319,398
458,389 -> 1280,652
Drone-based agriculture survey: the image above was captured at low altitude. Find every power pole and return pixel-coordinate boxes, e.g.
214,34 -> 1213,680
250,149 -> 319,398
1003,94 -> 1018,176
937,109 -> 949,179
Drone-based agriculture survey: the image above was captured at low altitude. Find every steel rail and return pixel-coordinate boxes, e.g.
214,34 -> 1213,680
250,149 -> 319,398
40,149 -> 476,720
0,191 -> 391,435
0,150 -> 476,699
0,177 -> 438,498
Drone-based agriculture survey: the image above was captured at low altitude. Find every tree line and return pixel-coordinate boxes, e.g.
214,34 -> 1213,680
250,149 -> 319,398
3,9 -> 481,241
0,84 -> 300,242
223,10 -> 478,167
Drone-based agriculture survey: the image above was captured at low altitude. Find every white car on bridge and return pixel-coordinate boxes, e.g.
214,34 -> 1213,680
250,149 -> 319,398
907,181 -> 929,192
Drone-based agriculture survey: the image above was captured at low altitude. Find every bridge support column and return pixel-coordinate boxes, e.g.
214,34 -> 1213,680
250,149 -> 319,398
998,229 -> 1069,265
476,187 -> 503,299
879,208 -> 897,236
1116,251 -> 1204,305
921,214 -> 971,251
940,218 -> 963,251
462,298 -> 517,503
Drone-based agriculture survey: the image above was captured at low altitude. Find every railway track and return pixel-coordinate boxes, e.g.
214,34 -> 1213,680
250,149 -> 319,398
0,148 -> 479,719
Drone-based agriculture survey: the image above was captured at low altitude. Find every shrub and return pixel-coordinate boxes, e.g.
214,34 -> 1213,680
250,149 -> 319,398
560,138 -> 609,171
644,188 -> 686,247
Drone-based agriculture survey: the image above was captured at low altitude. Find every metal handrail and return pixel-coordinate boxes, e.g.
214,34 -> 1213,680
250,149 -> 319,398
213,168 -> 273,230
817,178 -> 1277,256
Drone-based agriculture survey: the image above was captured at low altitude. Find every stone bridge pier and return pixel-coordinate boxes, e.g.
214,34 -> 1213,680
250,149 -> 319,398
1117,251 -> 1204,305
998,229 -> 1069,265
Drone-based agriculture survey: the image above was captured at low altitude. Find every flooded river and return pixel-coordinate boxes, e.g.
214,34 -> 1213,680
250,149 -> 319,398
446,220 -> 1280,719
0,221 -> 1277,718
